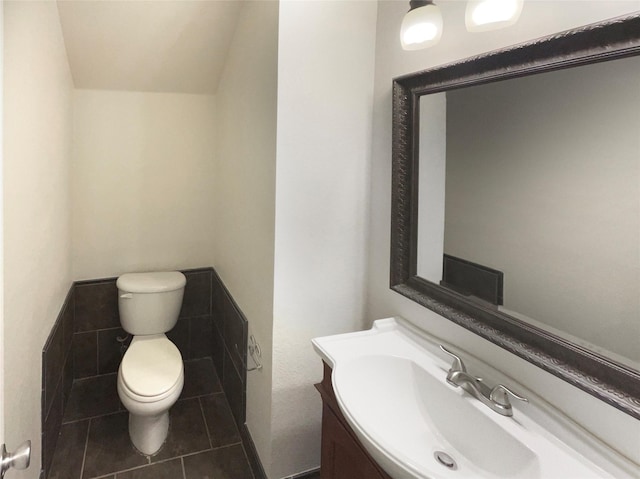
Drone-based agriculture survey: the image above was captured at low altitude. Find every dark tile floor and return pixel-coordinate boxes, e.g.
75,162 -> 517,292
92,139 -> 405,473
48,358 -> 255,479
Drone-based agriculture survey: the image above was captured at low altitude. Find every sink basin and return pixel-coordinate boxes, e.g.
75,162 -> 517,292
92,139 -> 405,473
336,355 -> 539,478
312,318 -> 637,479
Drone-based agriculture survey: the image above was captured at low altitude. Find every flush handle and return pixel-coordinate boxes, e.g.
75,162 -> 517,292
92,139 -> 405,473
120,293 -> 133,299
1,440 -> 31,478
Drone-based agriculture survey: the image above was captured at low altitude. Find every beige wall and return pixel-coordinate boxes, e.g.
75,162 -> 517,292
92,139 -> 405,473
215,2 -> 378,477
213,1 -> 278,476
368,0 -> 640,464
71,89 -> 216,280
272,1 -> 377,477
417,93 -> 446,281
3,2 -> 73,476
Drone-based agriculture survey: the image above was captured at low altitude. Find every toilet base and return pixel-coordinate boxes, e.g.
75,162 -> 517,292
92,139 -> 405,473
128,411 -> 169,455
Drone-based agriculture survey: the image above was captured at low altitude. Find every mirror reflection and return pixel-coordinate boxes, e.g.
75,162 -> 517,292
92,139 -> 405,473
417,56 -> 639,369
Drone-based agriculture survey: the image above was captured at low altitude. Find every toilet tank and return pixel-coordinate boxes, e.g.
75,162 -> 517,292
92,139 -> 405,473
117,271 -> 187,335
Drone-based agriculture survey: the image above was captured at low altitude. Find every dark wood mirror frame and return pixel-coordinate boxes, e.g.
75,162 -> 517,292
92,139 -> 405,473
391,13 -> 640,419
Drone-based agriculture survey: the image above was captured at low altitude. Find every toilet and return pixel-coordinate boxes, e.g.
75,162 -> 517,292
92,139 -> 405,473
116,271 -> 186,455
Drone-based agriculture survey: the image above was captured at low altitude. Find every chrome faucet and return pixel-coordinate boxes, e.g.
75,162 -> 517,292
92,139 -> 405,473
440,345 -> 528,417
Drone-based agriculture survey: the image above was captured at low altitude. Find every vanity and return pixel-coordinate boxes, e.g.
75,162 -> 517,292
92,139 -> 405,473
315,361 -> 392,479
313,318 -> 637,479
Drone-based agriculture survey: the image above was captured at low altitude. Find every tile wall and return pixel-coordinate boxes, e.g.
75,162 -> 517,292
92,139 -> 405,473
41,267 -> 250,479
211,270 -> 248,426
72,268 -> 215,379
41,289 -> 75,477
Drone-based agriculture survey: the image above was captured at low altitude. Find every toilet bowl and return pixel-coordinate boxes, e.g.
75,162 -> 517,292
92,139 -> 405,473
117,334 -> 184,455
116,271 -> 186,455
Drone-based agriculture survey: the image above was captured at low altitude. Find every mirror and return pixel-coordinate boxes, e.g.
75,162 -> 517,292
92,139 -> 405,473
418,55 -> 639,369
391,13 -> 640,418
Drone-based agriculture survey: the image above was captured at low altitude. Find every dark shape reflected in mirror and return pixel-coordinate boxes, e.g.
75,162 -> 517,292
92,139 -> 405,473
391,13 -> 640,418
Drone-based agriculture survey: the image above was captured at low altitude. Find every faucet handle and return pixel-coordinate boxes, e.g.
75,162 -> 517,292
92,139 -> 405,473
490,384 -> 529,407
439,345 -> 467,373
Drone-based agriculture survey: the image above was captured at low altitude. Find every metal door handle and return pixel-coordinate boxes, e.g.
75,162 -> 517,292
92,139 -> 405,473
1,440 -> 31,478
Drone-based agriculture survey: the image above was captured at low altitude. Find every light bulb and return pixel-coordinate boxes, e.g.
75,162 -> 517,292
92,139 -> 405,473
401,2 -> 443,50
404,23 -> 439,45
465,0 -> 523,32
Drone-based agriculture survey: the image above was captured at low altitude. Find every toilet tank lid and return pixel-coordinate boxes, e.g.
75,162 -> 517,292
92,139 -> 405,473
117,271 -> 186,293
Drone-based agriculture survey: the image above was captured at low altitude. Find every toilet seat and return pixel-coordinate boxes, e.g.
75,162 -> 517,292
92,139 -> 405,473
120,335 -> 183,402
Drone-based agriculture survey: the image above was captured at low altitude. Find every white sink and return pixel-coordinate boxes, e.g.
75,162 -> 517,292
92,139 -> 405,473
312,318 -> 637,479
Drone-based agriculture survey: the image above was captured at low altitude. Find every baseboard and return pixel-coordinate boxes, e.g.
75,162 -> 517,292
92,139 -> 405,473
240,423 -> 268,479
285,468 -> 321,479
239,424 -> 321,479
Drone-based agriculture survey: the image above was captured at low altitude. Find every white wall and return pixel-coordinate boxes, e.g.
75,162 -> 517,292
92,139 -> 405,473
3,2 -> 73,476
0,0 -> 5,446
417,93 -> 446,281
215,3 -> 378,477
368,0 -> 640,464
213,1 -> 278,476
72,89 -> 216,279
272,1 -> 377,477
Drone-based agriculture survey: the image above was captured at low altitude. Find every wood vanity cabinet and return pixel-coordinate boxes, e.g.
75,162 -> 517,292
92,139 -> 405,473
315,362 -> 393,479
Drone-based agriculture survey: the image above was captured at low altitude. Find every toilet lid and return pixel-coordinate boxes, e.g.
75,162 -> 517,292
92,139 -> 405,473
121,336 -> 183,397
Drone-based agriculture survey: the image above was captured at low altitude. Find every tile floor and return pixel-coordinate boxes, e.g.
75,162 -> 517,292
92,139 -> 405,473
48,358 -> 256,479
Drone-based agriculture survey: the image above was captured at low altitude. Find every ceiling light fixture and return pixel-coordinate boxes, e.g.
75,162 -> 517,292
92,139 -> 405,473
400,0 -> 443,50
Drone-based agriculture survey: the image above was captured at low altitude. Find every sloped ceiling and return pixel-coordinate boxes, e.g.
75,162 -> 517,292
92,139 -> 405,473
57,0 -> 244,94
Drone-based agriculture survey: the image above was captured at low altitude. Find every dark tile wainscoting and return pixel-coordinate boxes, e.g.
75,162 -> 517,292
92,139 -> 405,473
42,289 -> 75,477
41,267 -> 254,479
211,271 -> 247,426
